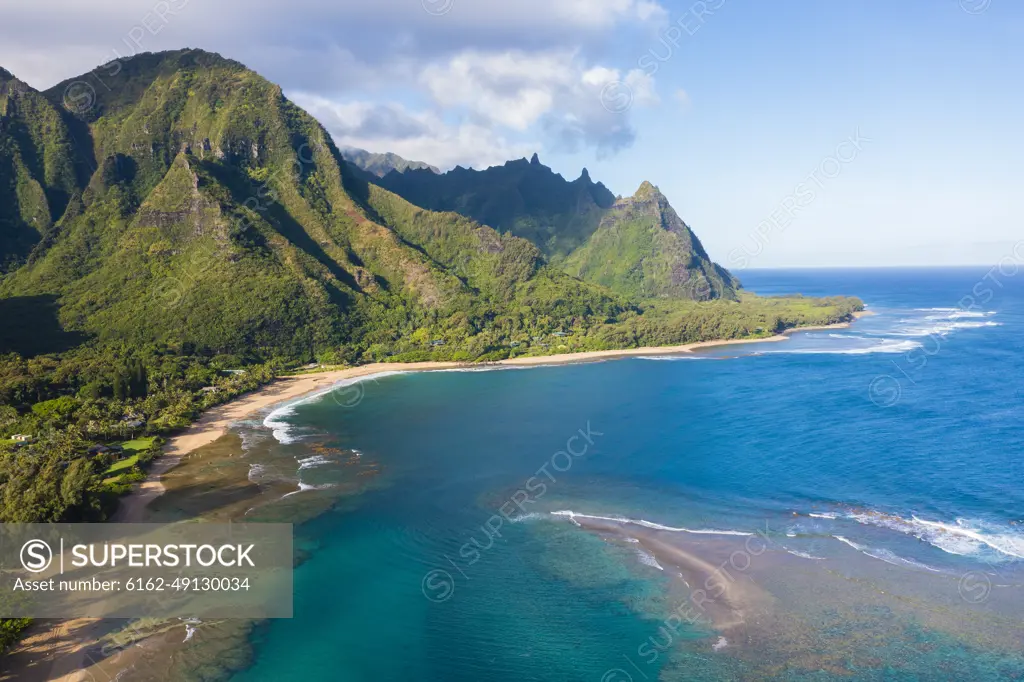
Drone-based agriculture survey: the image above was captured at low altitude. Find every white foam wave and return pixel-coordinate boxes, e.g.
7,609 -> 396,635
238,429 -> 269,452
263,404 -> 300,444
847,511 -> 1024,561
510,512 -> 543,523
297,454 -> 330,470
833,535 -> 865,551
915,308 -> 996,318
635,547 -> 664,571
262,371 -> 410,444
832,535 -> 944,572
281,482 -> 335,499
809,512 -> 838,519
180,617 -> 201,643
550,510 -> 754,536
765,339 -> 924,355
864,548 -> 944,573
890,320 -> 1001,337
636,355 -> 709,361
786,549 -> 825,560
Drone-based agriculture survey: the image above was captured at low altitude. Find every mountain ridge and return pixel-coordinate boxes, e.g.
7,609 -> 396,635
341,147 -> 439,177
375,153 -> 618,261
374,156 -> 738,300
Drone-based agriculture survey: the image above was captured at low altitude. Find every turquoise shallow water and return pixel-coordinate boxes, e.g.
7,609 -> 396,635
219,268 -> 1023,681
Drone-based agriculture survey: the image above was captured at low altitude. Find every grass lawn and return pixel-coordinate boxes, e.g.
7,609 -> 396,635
104,454 -> 140,477
102,436 -> 156,480
117,437 -> 156,454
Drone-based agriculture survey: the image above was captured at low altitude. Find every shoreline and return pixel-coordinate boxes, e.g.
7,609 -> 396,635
158,313 -> 870,463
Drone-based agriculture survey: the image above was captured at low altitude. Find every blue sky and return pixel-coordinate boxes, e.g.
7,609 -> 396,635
1,0 -> 1021,267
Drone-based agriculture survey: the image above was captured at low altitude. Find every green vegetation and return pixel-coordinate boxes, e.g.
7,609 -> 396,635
117,437 -> 157,453
101,437 -> 157,480
377,153 -> 616,260
104,454 -> 139,477
0,618 -> 31,653
0,67 -> 90,273
341,146 -> 439,177
564,181 -> 739,301
375,159 -> 739,301
0,347 -> 277,522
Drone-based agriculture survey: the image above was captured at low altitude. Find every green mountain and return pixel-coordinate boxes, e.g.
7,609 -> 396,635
373,154 -> 737,301
341,147 -> 439,177
376,153 -> 617,260
0,67 -> 91,271
565,181 -> 740,301
0,50 -> 625,361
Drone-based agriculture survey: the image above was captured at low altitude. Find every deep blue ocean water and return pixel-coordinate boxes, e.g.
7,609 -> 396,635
221,268 -> 1024,681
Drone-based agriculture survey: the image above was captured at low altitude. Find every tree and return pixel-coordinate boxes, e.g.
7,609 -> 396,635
60,458 -> 98,515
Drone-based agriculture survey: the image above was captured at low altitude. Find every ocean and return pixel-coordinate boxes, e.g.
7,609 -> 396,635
163,268 -> 1024,681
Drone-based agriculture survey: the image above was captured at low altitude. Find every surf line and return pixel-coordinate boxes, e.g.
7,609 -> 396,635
418,422 -> 603,600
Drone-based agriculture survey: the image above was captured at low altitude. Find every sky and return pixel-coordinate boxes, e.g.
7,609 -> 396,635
1,0 -> 1022,268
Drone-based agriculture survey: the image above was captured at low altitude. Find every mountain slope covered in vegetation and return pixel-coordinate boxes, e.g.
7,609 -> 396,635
341,146 -> 439,177
565,181 -> 740,301
373,154 -> 740,300
0,67 -> 91,272
0,50 -> 632,362
376,154 -> 617,261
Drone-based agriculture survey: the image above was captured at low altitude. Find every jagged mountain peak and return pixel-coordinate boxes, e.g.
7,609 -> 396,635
342,147 -> 439,177
0,67 -> 34,99
375,153 -> 617,260
633,180 -> 661,199
565,181 -> 738,301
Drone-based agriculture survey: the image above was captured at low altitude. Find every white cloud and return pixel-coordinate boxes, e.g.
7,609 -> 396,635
544,0 -> 668,27
0,0 -> 667,169
674,88 -> 691,110
418,50 -> 659,156
420,51 -> 570,130
292,94 -> 533,171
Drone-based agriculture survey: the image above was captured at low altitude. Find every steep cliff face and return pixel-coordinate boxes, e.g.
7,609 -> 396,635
376,154 -> 617,260
0,67 -> 91,271
564,181 -> 739,301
